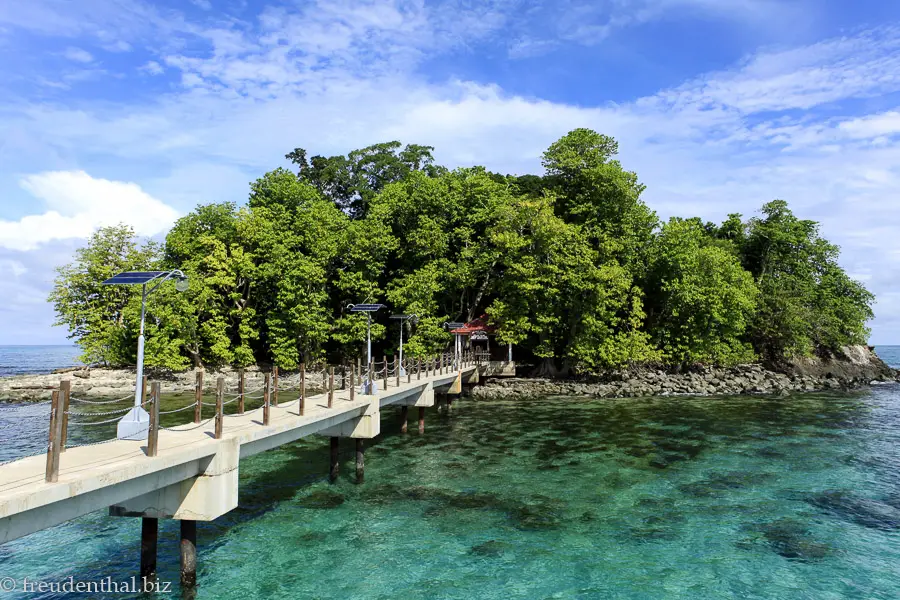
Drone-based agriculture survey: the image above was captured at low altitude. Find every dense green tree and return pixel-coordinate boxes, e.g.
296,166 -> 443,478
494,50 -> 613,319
50,131 -> 875,374
646,218 -> 758,366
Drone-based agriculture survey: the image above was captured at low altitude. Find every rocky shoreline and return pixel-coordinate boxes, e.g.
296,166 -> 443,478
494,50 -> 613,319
0,366 -> 324,402
471,346 -> 899,400
1,345 -> 896,403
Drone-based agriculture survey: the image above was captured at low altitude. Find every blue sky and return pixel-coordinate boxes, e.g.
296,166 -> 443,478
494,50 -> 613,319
2,0 -> 900,344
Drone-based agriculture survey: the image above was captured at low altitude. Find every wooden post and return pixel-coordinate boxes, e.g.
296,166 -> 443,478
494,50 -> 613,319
238,368 -> 245,414
148,382 -> 160,457
194,370 -> 203,424
328,367 -> 335,408
400,405 -> 408,433
263,373 -> 271,426
141,517 -> 158,591
356,439 -> 364,484
383,355 -> 388,390
273,366 -> 279,407
180,520 -> 197,590
418,407 -> 425,434
329,437 -> 339,483
350,363 -> 356,401
59,380 -> 71,452
396,355 -> 400,387
215,377 -> 224,439
45,390 -> 62,483
299,363 -> 306,416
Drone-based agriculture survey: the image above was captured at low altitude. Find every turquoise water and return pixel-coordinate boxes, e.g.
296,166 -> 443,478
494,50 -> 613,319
0,345 -> 80,377
0,348 -> 899,598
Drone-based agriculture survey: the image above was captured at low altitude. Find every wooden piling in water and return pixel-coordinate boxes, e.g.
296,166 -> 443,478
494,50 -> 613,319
238,368 -> 245,414
215,377 -> 224,439
356,439 -> 364,484
180,520 -> 197,590
400,405 -> 408,433
328,367 -> 335,408
147,382 -> 160,457
263,373 -> 271,426
140,517 -> 158,591
45,390 -> 62,483
329,437 -> 339,483
194,370 -> 203,423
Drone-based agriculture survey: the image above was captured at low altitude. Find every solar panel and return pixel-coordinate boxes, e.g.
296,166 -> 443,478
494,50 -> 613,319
390,314 -> 414,319
101,271 -> 168,285
349,304 -> 386,312
446,322 -> 465,329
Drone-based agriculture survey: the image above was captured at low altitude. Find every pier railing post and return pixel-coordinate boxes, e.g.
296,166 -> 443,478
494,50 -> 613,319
45,390 -> 62,483
194,370 -> 203,424
263,373 -> 271,426
59,380 -> 71,452
299,363 -> 306,416
148,382 -> 160,457
350,363 -> 356,401
328,366 -> 335,408
273,366 -> 279,407
215,377 -> 224,439
238,368 -> 245,414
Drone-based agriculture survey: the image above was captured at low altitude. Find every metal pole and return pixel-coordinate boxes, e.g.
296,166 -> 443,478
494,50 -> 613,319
366,312 -> 372,368
134,284 -> 147,408
399,319 -> 404,374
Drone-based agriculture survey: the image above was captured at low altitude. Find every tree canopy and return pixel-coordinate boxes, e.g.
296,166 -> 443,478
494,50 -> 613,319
51,130 -> 874,373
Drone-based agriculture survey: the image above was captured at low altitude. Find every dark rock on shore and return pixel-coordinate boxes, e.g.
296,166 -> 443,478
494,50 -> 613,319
471,345 -> 897,401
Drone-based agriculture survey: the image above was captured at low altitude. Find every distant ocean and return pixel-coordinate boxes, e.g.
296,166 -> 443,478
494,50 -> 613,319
0,344 -> 897,377
0,345 -> 82,377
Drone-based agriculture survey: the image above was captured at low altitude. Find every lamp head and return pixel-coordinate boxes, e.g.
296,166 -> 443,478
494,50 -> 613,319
175,275 -> 189,292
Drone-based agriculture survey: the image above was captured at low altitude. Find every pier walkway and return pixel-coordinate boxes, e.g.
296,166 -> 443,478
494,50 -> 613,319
0,357 -> 481,546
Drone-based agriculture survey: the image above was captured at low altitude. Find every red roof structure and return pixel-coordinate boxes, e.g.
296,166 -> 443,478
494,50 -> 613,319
449,315 -> 496,335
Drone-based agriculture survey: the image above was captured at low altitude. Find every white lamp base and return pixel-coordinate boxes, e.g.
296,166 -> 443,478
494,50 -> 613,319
117,406 -> 150,440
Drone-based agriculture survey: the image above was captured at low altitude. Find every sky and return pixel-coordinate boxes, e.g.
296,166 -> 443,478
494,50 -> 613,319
2,0 -> 900,345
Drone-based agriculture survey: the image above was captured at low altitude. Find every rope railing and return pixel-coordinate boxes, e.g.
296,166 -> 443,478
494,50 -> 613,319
23,353 -> 476,482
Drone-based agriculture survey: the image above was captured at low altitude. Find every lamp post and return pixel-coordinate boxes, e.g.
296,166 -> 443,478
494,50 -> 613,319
102,270 -> 189,440
348,304 -> 385,393
390,314 -> 417,376
444,322 -> 465,369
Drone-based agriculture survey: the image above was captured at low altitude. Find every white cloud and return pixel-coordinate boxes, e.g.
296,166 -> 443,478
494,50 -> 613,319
141,60 -> 164,75
62,46 -> 93,63
0,171 -> 179,251
190,0 -> 212,9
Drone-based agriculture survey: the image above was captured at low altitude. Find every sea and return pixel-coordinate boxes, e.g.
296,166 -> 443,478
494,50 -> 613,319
0,346 -> 899,599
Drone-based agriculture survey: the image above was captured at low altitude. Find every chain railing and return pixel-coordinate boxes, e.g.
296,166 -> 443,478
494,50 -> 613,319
0,351 -> 478,483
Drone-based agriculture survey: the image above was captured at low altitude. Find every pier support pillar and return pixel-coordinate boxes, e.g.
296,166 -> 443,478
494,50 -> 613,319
400,406 -> 408,433
140,517 -> 158,590
180,520 -> 197,590
356,439 -> 365,484
418,407 -> 425,434
329,437 -> 340,483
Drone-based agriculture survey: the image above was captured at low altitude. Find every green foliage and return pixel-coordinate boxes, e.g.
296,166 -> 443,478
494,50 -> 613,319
50,131 -> 875,373
646,218 -> 758,366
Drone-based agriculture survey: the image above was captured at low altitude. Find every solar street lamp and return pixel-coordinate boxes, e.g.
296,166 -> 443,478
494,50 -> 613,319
390,314 -> 417,375
102,270 -> 189,440
348,303 -> 385,393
